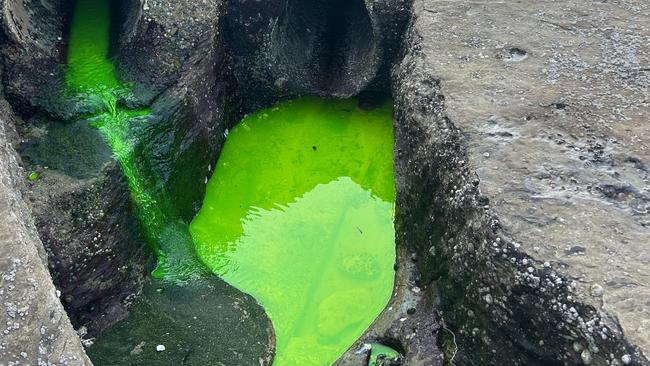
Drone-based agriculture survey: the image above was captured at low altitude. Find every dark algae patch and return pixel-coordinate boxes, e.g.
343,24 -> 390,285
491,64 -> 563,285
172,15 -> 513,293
62,0 -> 397,364
191,97 -> 396,364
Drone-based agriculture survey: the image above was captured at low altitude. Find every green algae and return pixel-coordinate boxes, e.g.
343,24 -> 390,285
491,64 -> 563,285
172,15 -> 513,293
27,171 -> 40,181
190,97 -> 396,365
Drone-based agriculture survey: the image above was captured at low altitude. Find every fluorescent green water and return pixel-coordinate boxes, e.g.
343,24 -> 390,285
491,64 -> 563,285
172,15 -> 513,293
368,343 -> 401,365
65,0 -> 202,281
65,0 -> 397,364
190,97 -> 396,365
66,0 -> 120,92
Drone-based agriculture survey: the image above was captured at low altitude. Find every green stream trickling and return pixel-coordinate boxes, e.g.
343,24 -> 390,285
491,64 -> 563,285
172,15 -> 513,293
65,0 -> 396,364
66,0 -> 203,282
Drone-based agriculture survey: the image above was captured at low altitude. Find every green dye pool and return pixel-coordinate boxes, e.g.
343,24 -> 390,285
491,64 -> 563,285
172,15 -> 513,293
66,0 -> 120,92
64,0 -> 397,364
190,97 -> 396,365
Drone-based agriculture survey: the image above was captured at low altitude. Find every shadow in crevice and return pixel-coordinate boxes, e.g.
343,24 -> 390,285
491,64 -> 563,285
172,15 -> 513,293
270,0 -> 379,96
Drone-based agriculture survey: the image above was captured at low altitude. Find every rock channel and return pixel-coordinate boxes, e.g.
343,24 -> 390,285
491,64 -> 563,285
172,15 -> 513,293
1,0 -> 648,365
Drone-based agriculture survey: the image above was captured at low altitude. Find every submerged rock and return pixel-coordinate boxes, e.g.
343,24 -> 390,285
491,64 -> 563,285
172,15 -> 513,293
87,278 -> 274,365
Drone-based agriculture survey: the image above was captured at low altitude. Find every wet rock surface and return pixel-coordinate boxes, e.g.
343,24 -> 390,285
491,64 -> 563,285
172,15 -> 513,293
2,0 -> 649,364
0,0 -> 69,116
87,278 -> 275,366
22,160 -> 148,337
119,0 -> 229,221
393,0 -> 649,364
116,0 -> 223,105
2,0 -> 150,337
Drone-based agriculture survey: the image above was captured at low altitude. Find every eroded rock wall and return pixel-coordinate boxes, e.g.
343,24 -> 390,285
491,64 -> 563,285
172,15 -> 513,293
1,0 -> 150,338
393,0 -> 649,365
0,63 -> 91,365
225,0 -> 410,111
0,0 -> 67,116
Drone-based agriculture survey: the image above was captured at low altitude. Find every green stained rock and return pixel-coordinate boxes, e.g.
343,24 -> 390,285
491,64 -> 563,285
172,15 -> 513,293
368,343 -> 401,366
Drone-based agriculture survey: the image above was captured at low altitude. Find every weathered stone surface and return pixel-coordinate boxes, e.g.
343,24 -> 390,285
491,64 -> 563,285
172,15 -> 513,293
22,160 -> 148,337
0,77 -> 90,364
2,0 -> 150,337
116,0 -> 223,105
393,0 -> 649,364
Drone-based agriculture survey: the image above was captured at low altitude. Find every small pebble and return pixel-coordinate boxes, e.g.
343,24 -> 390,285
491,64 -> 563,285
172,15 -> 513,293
590,284 -> 604,297
581,349 -> 592,364
156,345 -> 166,352
572,341 -> 584,352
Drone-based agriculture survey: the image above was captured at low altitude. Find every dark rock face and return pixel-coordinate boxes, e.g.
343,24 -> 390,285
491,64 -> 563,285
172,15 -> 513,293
1,0 -> 250,345
0,0 -> 69,116
12,118 -> 149,338
24,164 -> 148,337
271,0 -> 378,95
87,278 -> 275,365
1,0 -> 149,338
226,0 -> 410,110
115,0 -> 222,105
4,0 -> 647,365
129,44 -> 228,222
116,0 -> 229,221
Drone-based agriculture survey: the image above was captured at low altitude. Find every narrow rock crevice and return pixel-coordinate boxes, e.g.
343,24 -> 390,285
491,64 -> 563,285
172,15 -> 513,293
270,0 -> 379,96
